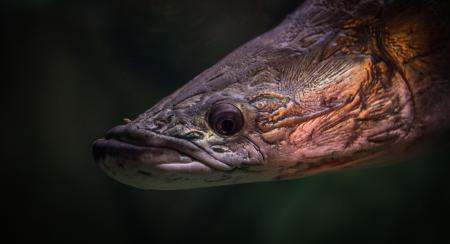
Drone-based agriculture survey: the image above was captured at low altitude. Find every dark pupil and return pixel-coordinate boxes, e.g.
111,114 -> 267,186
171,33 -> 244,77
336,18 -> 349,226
209,104 -> 244,136
219,119 -> 235,134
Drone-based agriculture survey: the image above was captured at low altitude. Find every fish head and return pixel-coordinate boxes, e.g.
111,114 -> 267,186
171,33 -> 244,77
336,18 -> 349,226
93,3 -> 417,189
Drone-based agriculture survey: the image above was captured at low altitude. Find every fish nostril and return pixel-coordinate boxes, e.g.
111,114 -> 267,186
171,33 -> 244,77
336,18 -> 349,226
153,120 -> 166,129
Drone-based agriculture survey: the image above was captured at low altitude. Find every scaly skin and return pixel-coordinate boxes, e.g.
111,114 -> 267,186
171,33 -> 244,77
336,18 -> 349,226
93,0 -> 450,190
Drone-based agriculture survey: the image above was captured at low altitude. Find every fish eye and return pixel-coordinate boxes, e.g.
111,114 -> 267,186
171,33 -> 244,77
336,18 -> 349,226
208,103 -> 244,136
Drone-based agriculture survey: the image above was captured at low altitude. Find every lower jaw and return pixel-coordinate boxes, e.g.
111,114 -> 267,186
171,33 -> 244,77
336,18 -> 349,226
97,156 -> 225,190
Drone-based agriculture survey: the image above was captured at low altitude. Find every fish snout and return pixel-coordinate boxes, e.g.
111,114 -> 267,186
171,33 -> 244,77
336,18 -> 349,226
92,124 -> 229,189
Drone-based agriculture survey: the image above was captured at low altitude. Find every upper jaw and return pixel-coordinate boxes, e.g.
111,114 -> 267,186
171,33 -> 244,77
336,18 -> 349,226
92,124 -> 233,172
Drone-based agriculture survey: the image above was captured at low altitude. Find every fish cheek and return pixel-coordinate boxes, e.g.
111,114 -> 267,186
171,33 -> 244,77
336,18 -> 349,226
288,69 -> 414,163
197,135 -> 263,168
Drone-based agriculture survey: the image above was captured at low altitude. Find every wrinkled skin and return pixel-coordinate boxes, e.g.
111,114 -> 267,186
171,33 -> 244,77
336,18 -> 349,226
93,0 -> 450,190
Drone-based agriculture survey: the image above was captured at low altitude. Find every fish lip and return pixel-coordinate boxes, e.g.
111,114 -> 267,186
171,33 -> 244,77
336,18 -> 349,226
92,138 -> 185,165
93,124 -> 233,171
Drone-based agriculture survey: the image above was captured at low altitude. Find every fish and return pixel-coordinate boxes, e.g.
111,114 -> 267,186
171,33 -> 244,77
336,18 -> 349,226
93,0 -> 450,190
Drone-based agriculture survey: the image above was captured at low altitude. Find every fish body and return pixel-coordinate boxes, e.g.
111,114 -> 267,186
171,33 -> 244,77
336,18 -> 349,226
93,0 -> 450,190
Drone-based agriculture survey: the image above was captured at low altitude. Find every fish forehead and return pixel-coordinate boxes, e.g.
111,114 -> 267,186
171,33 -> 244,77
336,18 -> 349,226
149,49 -> 363,117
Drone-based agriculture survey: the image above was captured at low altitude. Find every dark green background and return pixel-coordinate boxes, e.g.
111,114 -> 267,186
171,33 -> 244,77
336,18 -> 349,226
3,0 -> 450,243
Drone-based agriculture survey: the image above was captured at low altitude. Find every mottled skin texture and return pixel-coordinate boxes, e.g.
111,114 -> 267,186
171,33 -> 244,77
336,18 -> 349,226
93,0 -> 450,190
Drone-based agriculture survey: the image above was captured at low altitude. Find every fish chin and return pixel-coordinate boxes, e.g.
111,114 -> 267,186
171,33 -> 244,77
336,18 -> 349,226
98,157 -> 217,190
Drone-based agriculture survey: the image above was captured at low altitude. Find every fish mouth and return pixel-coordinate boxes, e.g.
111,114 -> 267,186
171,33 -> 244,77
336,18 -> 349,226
92,125 -> 233,189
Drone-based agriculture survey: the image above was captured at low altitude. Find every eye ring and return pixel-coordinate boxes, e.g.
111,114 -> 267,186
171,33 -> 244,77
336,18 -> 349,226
208,103 -> 244,136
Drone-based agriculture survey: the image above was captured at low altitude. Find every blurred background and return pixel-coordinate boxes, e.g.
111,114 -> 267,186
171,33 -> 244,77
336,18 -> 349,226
3,0 -> 450,243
